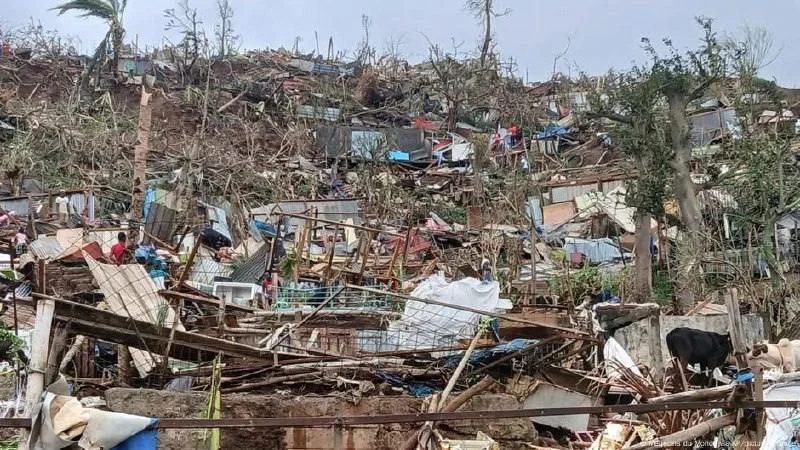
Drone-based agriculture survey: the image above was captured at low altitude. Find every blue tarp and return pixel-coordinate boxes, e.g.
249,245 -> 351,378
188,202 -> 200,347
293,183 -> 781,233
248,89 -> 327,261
378,372 -> 434,397
250,219 -> 277,238
142,187 -> 156,221
442,339 -> 538,369
387,150 -> 410,161
110,418 -> 159,450
536,127 -> 569,140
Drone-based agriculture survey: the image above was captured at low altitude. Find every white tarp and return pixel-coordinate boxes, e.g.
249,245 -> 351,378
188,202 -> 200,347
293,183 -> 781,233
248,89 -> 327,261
761,382 -> 800,450
604,337 -> 643,379
382,275 -> 500,351
563,237 -> 622,263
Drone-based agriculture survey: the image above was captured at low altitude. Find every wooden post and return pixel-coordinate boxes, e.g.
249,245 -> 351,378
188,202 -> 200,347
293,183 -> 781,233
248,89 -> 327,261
127,87 -> 153,247
217,294 -> 227,337
266,215 -> 283,274
44,324 -> 68,386
357,231 -> 375,284
646,315 -> 664,383
324,225 -> 340,283
754,367 -> 765,442
176,232 -> 202,286
162,298 -> 184,370
19,296 -> 55,446
726,288 -> 747,367
530,216 -> 537,301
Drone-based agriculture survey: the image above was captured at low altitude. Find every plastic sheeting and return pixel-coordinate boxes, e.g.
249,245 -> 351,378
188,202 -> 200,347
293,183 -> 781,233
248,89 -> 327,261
604,337 -> 643,379
563,237 -> 622,263
761,382 -> 800,450
442,338 -> 537,369
30,379 -> 157,450
383,274 -> 501,351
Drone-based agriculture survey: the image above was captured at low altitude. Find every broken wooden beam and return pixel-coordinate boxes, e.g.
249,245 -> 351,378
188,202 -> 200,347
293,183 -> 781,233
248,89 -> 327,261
647,384 -> 736,404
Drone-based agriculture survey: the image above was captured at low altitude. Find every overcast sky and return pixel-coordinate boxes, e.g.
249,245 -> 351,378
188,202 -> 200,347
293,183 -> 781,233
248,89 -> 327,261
4,0 -> 799,86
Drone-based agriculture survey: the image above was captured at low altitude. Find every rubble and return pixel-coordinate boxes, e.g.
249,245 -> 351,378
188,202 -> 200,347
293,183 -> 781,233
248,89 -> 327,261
0,12 -> 799,450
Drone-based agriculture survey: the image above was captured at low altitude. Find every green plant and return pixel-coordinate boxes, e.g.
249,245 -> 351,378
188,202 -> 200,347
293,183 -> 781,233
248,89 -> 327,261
0,325 -> 25,363
652,269 -> 674,306
549,265 -> 625,302
0,438 -> 19,450
278,254 -> 297,279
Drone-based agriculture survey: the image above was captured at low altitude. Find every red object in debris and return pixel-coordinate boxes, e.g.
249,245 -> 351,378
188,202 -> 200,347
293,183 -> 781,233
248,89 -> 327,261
0,43 -> 11,57
569,252 -> 586,267
413,117 -> 440,131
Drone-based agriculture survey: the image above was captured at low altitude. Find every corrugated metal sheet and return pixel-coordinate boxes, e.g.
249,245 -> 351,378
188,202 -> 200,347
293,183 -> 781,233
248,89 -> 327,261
200,202 -> 231,241
550,180 -> 625,204
153,188 -> 186,211
250,199 -> 362,230
189,256 -> 233,288
297,105 -> 340,122
85,255 -> 182,377
0,191 -> 95,221
144,202 -> 177,245
29,236 -> 64,260
229,243 -> 267,284
316,126 -> 426,160
0,198 -> 30,216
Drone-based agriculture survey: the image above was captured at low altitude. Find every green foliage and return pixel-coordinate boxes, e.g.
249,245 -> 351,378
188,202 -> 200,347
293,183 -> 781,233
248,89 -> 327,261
435,206 -> 466,224
651,269 -> 673,306
278,254 -> 297,279
0,438 -> 19,450
0,325 -> 25,363
548,265 -> 620,302
589,66 -> 671,219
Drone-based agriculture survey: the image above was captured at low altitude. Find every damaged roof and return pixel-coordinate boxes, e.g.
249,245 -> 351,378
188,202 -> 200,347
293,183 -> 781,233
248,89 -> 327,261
229,243 -> 268,284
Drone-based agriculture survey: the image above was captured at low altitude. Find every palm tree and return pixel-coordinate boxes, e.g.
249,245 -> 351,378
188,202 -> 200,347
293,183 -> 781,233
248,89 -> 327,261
52,0 -> 127,75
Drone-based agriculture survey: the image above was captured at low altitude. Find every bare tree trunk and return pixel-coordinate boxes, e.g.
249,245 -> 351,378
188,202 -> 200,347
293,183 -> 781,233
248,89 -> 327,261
479,0 -> 492,67
667,93 -> 702,310
111,24 -> 122,78
668,93 -> 702,235
128,88 -> 152,246
634,213 -> 652,302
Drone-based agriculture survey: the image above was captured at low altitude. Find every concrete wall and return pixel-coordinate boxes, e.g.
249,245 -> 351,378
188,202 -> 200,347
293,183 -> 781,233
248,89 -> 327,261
104,389 -> 536,450
614,314 -> 768,380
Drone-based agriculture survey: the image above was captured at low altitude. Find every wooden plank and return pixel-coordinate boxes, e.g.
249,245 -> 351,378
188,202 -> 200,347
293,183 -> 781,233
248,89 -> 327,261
39,295 -> 275,362
466,206 -> 483,231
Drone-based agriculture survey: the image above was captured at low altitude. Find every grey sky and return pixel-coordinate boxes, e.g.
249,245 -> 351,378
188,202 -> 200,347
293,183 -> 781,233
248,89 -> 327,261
4,0 -> 800,86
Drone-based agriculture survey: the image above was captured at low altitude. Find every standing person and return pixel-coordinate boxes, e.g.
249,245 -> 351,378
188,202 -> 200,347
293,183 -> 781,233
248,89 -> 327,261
54,196 -> 70,224
14,227 -> 27,256
110,232 -> 127,265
